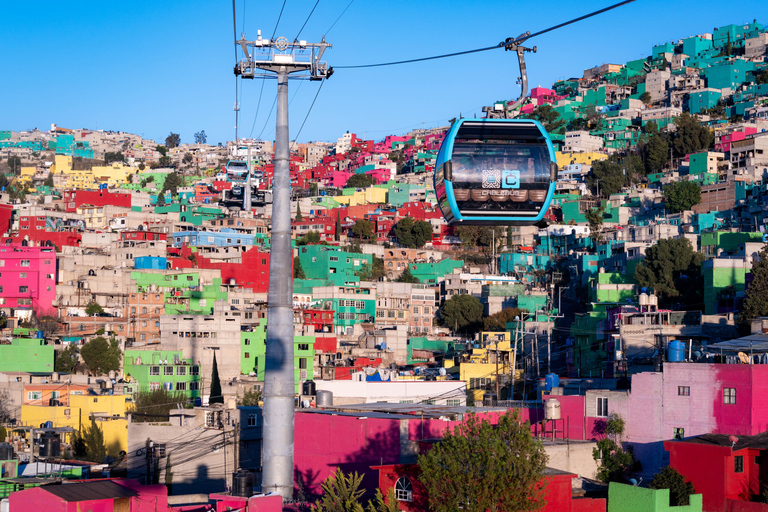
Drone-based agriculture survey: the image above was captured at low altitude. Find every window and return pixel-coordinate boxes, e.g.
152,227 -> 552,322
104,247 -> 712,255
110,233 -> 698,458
150,366 -> 160,376
205,411 -> 216,428
27,391 -> 42,400
191,366 -> 200,376
51,391 -> 60,399
149,382 -> 160,391
248,414 -> 258,427
678,386 -> 690,396
469,378 -> 491,390
189,382 -> 199,391
395,477 -> 413,502
19,286 -> 28,293
164,366 -> 174,376
596,397 -> 609,417
724,387 -> 737,405
447,399 -> 462,406
20,260 -> 30,267
735,455 -> 744,473
19,273 -> 26,279
299,358 -> 307,369
298,343 -> 309,351
673,427 -> 684,440
245,352 -> 250,359
177,366 -> 186,376
176,382 -> 187,391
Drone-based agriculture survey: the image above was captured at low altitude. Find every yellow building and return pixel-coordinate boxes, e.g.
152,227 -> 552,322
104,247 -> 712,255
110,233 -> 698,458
555,151 -> 608,168
76,205 -> 108,229
334,187 -> 388,206
52,154 -> 132,190
20,394 -> 129,457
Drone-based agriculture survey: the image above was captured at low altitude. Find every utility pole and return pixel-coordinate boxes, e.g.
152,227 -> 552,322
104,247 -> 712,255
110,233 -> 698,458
244,146 -> 252,212
235,30 -> 331,501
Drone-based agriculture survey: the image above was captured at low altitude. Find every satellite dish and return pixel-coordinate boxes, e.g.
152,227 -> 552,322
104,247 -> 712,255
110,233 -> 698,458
738,352 -> 750,364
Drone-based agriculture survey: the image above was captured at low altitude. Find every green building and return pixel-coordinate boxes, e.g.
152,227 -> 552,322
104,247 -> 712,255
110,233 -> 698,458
702,258 -> 748,315
297,245 -> 372,286
0,339 -> 54,373
607,482 -> 702,512
123,350 -> 201,399
572,308 -> 609,378
240,323 -> 314,393
410,259 -> 464,285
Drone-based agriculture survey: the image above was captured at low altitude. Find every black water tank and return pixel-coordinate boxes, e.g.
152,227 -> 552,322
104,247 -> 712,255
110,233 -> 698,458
0,442 -> 14,461
39,431 -> 60,458
231,469 -> 254,497
302,380 -> 316,396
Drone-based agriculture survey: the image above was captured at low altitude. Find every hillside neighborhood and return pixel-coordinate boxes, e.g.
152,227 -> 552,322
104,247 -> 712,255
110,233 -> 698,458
1,19 -> 768,512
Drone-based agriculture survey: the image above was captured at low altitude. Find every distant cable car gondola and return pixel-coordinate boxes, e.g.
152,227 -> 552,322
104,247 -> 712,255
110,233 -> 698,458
433,34 -> 557,226
226,160 -> 249,182
434,118 -> 557,226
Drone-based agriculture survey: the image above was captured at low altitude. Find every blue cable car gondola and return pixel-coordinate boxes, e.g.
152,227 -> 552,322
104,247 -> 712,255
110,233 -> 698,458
434,118 -> 557,226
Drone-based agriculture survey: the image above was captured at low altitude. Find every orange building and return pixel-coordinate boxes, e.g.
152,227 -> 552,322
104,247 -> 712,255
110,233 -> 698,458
22,384 -> 90,407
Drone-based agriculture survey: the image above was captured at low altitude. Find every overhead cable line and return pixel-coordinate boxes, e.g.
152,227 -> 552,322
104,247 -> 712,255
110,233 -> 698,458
325,0 -> 355,35
271,0 -> 289,40
257,95 -> 279,140
334,0 -> 635,69
295,0 -> 321,41
293,80 -> 325,142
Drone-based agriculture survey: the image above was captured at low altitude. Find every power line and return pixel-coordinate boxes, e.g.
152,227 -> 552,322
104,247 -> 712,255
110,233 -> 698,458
295,0 -> 321,41
334,0 -> 635,70
271,0 -> 289,40
293,80 -> 325,142
257,95 -> 279,140
325,0 -> 355,35
248,80 -> 267,138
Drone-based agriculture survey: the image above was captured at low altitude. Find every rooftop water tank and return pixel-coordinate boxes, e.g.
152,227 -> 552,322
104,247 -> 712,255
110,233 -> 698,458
639,293 -> 649,306
667,340 -> 685,362
316,389 -> 333,407
231,469 -> 254,497
0,442 -> 14,461
544,373 -> 559,392
545,399 -> 561,420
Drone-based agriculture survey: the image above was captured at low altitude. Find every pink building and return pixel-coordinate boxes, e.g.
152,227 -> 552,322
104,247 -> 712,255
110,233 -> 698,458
715,127 -> 757,152
0,244 -> 56,316
8,479 -> 172,512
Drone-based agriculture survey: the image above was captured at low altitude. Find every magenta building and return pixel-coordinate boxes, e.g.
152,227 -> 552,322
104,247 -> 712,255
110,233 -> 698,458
0,244 -> 56,316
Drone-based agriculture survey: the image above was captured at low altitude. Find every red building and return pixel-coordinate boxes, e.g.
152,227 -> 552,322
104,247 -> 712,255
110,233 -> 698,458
302,308 -> 335,333
168,245 -> 271,293
372,464 -> 605,512
62,189 -> 132,212
121,231 -> 167,242
0,204 -> 13,235
665,433 -> 768,512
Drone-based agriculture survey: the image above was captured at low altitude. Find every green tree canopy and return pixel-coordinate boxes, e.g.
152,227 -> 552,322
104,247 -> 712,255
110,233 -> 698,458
395,267 -> 419,283
209,352 -> 223,404
156,191 -> 166,207
297,231 -> 324,246
587,159 -> 629,198
418,410 -> 548,512
672,112 -> 714,157
738,246 -> 768,333
294,256 -> 306,279
132,389 -> 190,423
54,345 -> 79,373
44,172 -> 54,187
314,468 -> 366,512
165,133 -> 181,149
80,337 -> 121,375
104,152 -> 125,164
440,294 -> 484,334
296,202 -> 303,221
79,419 -> 107,463
663,181 -> 701,213
393,217 -> 432,248
85,301 -> 104,316
351,219 -> 376,241
7,156 -> 22,174
238,387 -> 262,406
163,172 -> 182,196
528,104 -> 566,134
484,307 -> 526,332
634,237 -> 703,309
356,256 -> 386,281
641,130 -> 670,174
639,91 -> 652,104
585,205 -> 605,244
649,466 -> 696,506
194,130 -> 207,144
346,174 -> 375,189
593,438 -> 635,483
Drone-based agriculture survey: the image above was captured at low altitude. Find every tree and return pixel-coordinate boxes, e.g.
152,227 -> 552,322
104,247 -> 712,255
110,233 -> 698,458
183,153 -> 193,165
209,352 -> 223,404
158,155 -> 172,168
440,294 -> 484,335
649,466 -> 696,506
85,301 -> 104,316
155,145 -> 167,157
484,308 -> 526,332
7,156 -> 22,174
346,174 -> 375,188
81,419 -> 107,463
165,133 -> 181,149
44,172 -> 54,187
156,191 -> 166,207
365,489 -> 402,512
663,181 -> 701,213
528,104 -> 566,134
672,113 -> 713,158
418,410 -> 548,512
104,152 -> 125,164
634,237 -> 703,309
585,206 -> 605,244
642,131 -> 670,173
294,256 -> 306,279
0,389 -> 14,425
163,172 -> 182,197
738,246 -> 768,333
639,91 -> 652,104
314,468 -> 366,512
132,389 -> 189,422
396,267 -> 419,283
238,387 -> 262,406
54,344 -> 79,373
756,69 -> 768,85
80,337 -> 121,375
393,217 -> 432,248
194,130 -> 207,145
587,159 -> 629,198
593,438 -> 635,483
297,231 -> 322,246
32,307 -> 59,338
357,256 -> 386,281
335,212 -> 342,242
351,219 -> 376,241
296,202 -> 303,221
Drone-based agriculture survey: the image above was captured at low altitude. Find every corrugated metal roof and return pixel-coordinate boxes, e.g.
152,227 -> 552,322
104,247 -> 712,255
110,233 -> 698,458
41,480 -> 138,502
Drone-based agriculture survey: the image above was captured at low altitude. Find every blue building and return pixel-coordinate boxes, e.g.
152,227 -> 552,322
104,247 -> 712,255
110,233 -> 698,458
172,228 -> 255,248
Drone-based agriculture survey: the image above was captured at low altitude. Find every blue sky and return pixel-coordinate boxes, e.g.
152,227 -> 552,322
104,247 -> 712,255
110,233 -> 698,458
0,0 -> 764,146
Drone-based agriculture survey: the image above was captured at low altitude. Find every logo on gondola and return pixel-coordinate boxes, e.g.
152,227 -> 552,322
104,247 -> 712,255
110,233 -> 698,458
501,170 -> 520,189
482,170 -> 501,189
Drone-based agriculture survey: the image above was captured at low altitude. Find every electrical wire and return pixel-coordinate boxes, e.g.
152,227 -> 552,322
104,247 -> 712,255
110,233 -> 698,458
293,80 -> 325,143
271,0 -> 289,40
334,0 -> 635,69
295,0 -> 321,41
325,0 -> 355,35
248,80 -> 267,139
257,95 -> 278,140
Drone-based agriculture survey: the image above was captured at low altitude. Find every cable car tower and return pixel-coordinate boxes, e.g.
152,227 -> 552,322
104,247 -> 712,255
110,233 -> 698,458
235,31 -> 331,500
